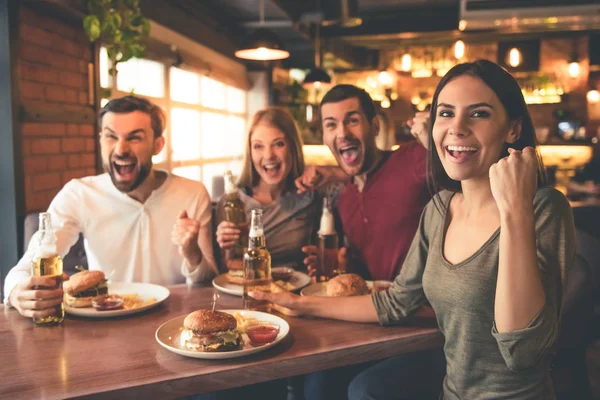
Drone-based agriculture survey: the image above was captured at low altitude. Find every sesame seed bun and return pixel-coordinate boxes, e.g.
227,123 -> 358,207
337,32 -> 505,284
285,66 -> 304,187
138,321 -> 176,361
326,273 -> 369,297
183,310 -> 237,334
63,270 -> 106,295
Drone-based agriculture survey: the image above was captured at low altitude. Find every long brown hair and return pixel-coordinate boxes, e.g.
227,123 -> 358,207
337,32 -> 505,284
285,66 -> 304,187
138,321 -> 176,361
428,59 -> 546,200
237,107 -> 305,189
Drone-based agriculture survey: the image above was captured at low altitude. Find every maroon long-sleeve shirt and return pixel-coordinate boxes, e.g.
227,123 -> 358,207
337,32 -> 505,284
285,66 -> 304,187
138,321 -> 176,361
336,142 -> 429,281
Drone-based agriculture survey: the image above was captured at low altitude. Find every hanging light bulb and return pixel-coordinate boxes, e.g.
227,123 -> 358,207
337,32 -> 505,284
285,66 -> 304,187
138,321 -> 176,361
454,40 -> 465,60
587,90 -> 600,104
507,48 -> 521,67
235,0 -> 289,61
401,54 -> 412,72
568,62 -> 580,79
378,71 -> 393,87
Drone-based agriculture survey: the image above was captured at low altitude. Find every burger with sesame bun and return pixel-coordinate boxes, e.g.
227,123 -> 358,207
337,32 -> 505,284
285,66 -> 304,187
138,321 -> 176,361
63,270 -> 108,308
181,310 -> 242,352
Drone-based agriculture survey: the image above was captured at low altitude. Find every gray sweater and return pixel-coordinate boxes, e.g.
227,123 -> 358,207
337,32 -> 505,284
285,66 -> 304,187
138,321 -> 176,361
373,188 -> 575,400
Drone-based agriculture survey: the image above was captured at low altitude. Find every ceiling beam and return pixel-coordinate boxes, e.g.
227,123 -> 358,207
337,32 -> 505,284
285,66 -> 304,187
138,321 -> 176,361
321,6 -> 459,38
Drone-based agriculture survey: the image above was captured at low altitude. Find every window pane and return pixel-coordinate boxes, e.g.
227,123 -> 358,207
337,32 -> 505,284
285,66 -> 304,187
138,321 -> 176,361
227,86 -> 246,113
202,162 -> 227,200
227,159 -> 244,177
226,116 -> 246,157
171,108 -> 201,161
117,58 -> 164,98
201,112 -> 226,159
99,47 -> 111,88
173,166 -> 201,182
201,76 -> 225,109
170,67 -> 200,104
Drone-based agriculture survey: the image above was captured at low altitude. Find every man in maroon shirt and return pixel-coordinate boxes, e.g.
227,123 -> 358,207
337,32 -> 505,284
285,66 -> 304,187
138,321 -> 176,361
294,86 -> 442,400
301,84 -> 430,281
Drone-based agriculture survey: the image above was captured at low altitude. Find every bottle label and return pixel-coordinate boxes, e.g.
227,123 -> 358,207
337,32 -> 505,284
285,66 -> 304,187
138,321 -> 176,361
319,207 -> 336,235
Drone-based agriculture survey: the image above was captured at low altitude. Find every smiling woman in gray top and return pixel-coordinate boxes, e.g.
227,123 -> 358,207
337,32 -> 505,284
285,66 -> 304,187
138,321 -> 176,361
216,107 -> 321,270
251,60 -> 574,400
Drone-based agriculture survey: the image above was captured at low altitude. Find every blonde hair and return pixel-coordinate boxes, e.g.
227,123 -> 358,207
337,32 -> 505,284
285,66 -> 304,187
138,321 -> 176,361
237,107 -> 305,189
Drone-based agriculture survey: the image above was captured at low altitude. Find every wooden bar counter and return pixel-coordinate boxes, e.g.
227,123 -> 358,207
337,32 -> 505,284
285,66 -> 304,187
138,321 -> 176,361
0,284 -> 443,399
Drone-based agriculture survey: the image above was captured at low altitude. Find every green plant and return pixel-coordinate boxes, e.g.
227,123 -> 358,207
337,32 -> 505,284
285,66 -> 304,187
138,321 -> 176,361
83,0 -> 150,77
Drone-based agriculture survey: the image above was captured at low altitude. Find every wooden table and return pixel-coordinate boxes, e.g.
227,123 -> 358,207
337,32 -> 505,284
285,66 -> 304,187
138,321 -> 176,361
0,284 -> 443,399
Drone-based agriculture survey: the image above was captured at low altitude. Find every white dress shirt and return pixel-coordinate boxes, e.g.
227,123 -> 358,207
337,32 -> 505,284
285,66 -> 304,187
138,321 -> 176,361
4,172 -> 217,305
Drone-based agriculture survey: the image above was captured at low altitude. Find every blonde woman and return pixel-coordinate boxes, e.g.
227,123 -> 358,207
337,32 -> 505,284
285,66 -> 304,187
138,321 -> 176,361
216,107 -> 321,270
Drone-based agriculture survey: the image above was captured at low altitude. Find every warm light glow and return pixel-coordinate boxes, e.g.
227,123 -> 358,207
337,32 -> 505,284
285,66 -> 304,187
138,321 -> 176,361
588,90 -> 600,103
401,54 -> 412,72
290,69 -> 306,82
411,96 -> 421,105
416,102 -> 427,111
411,69 -> 433,78
390,92 -> 398,100
568,62 -> 580,79
538,145 -> 592,168
381,97 -> 391,109
391,145 -> 400,151
234,46 -> 290,61
458,19 -> 467,31
454,40 -> 465,60
378,71 -> 393,87
508,48 -> 521,67
306,104 -> 313,122
436,68 -> 449,77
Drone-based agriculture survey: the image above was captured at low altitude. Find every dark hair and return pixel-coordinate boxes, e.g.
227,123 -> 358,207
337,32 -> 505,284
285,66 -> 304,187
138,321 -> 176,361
320,84 -> 376,122
98,95 -> 166,138
428,59 -> 546,197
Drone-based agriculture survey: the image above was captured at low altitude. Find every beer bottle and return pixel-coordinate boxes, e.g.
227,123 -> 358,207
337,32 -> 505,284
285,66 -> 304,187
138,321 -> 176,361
243,209 -> 272,312
222,170 -> 248,270
31,212 -> 65,325
317,197 -> 340,281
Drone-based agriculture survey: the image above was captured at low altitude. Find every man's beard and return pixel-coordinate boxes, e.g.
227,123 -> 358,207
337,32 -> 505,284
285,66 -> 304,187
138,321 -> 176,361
104,157 -> 152,193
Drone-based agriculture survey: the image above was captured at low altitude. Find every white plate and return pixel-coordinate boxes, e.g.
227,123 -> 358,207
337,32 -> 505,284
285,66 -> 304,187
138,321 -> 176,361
65,282 -> 170,317
212,271 -> 311,297
155,309 -> 289,359
300,281 -> 374,297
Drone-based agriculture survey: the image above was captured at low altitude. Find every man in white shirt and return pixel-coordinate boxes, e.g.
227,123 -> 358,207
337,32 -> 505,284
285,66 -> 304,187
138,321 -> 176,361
5,96 -> 218,319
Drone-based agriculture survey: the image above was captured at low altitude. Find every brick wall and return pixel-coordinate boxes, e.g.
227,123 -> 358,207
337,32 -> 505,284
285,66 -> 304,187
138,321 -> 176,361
18,6 -> 97,213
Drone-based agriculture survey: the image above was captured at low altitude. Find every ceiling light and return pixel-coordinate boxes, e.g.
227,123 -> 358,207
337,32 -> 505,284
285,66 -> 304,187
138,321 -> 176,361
303,68 -> 332,89
401,54 -> 412,72
303,21 -> 331,89
507,48 -> 521,67
378,71 -> 393,87
234,0 -> 289,61
587,90 -> 599,103
454,40 -> 465,60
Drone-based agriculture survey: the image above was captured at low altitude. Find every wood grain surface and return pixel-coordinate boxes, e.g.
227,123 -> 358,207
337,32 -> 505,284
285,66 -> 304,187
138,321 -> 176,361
0,284 -> 443,399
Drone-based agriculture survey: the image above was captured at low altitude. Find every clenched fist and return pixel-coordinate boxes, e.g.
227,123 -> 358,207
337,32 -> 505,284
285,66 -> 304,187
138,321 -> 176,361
171,210 -> 202,265
489,147 -> 538,216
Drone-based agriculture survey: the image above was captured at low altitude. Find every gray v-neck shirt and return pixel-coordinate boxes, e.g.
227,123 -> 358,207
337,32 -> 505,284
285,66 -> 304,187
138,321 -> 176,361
373,188 -> 575,399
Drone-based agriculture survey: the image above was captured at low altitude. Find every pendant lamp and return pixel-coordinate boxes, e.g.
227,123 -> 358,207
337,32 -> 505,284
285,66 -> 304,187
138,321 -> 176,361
235,0 -> 290,61
303,22 -> 331,89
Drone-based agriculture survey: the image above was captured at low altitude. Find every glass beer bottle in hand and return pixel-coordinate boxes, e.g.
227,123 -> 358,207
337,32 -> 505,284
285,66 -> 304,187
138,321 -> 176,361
222,170 -> 248,271
243,209 -> 272,312
317,197 -> 339,282
31,212 -> 64,325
